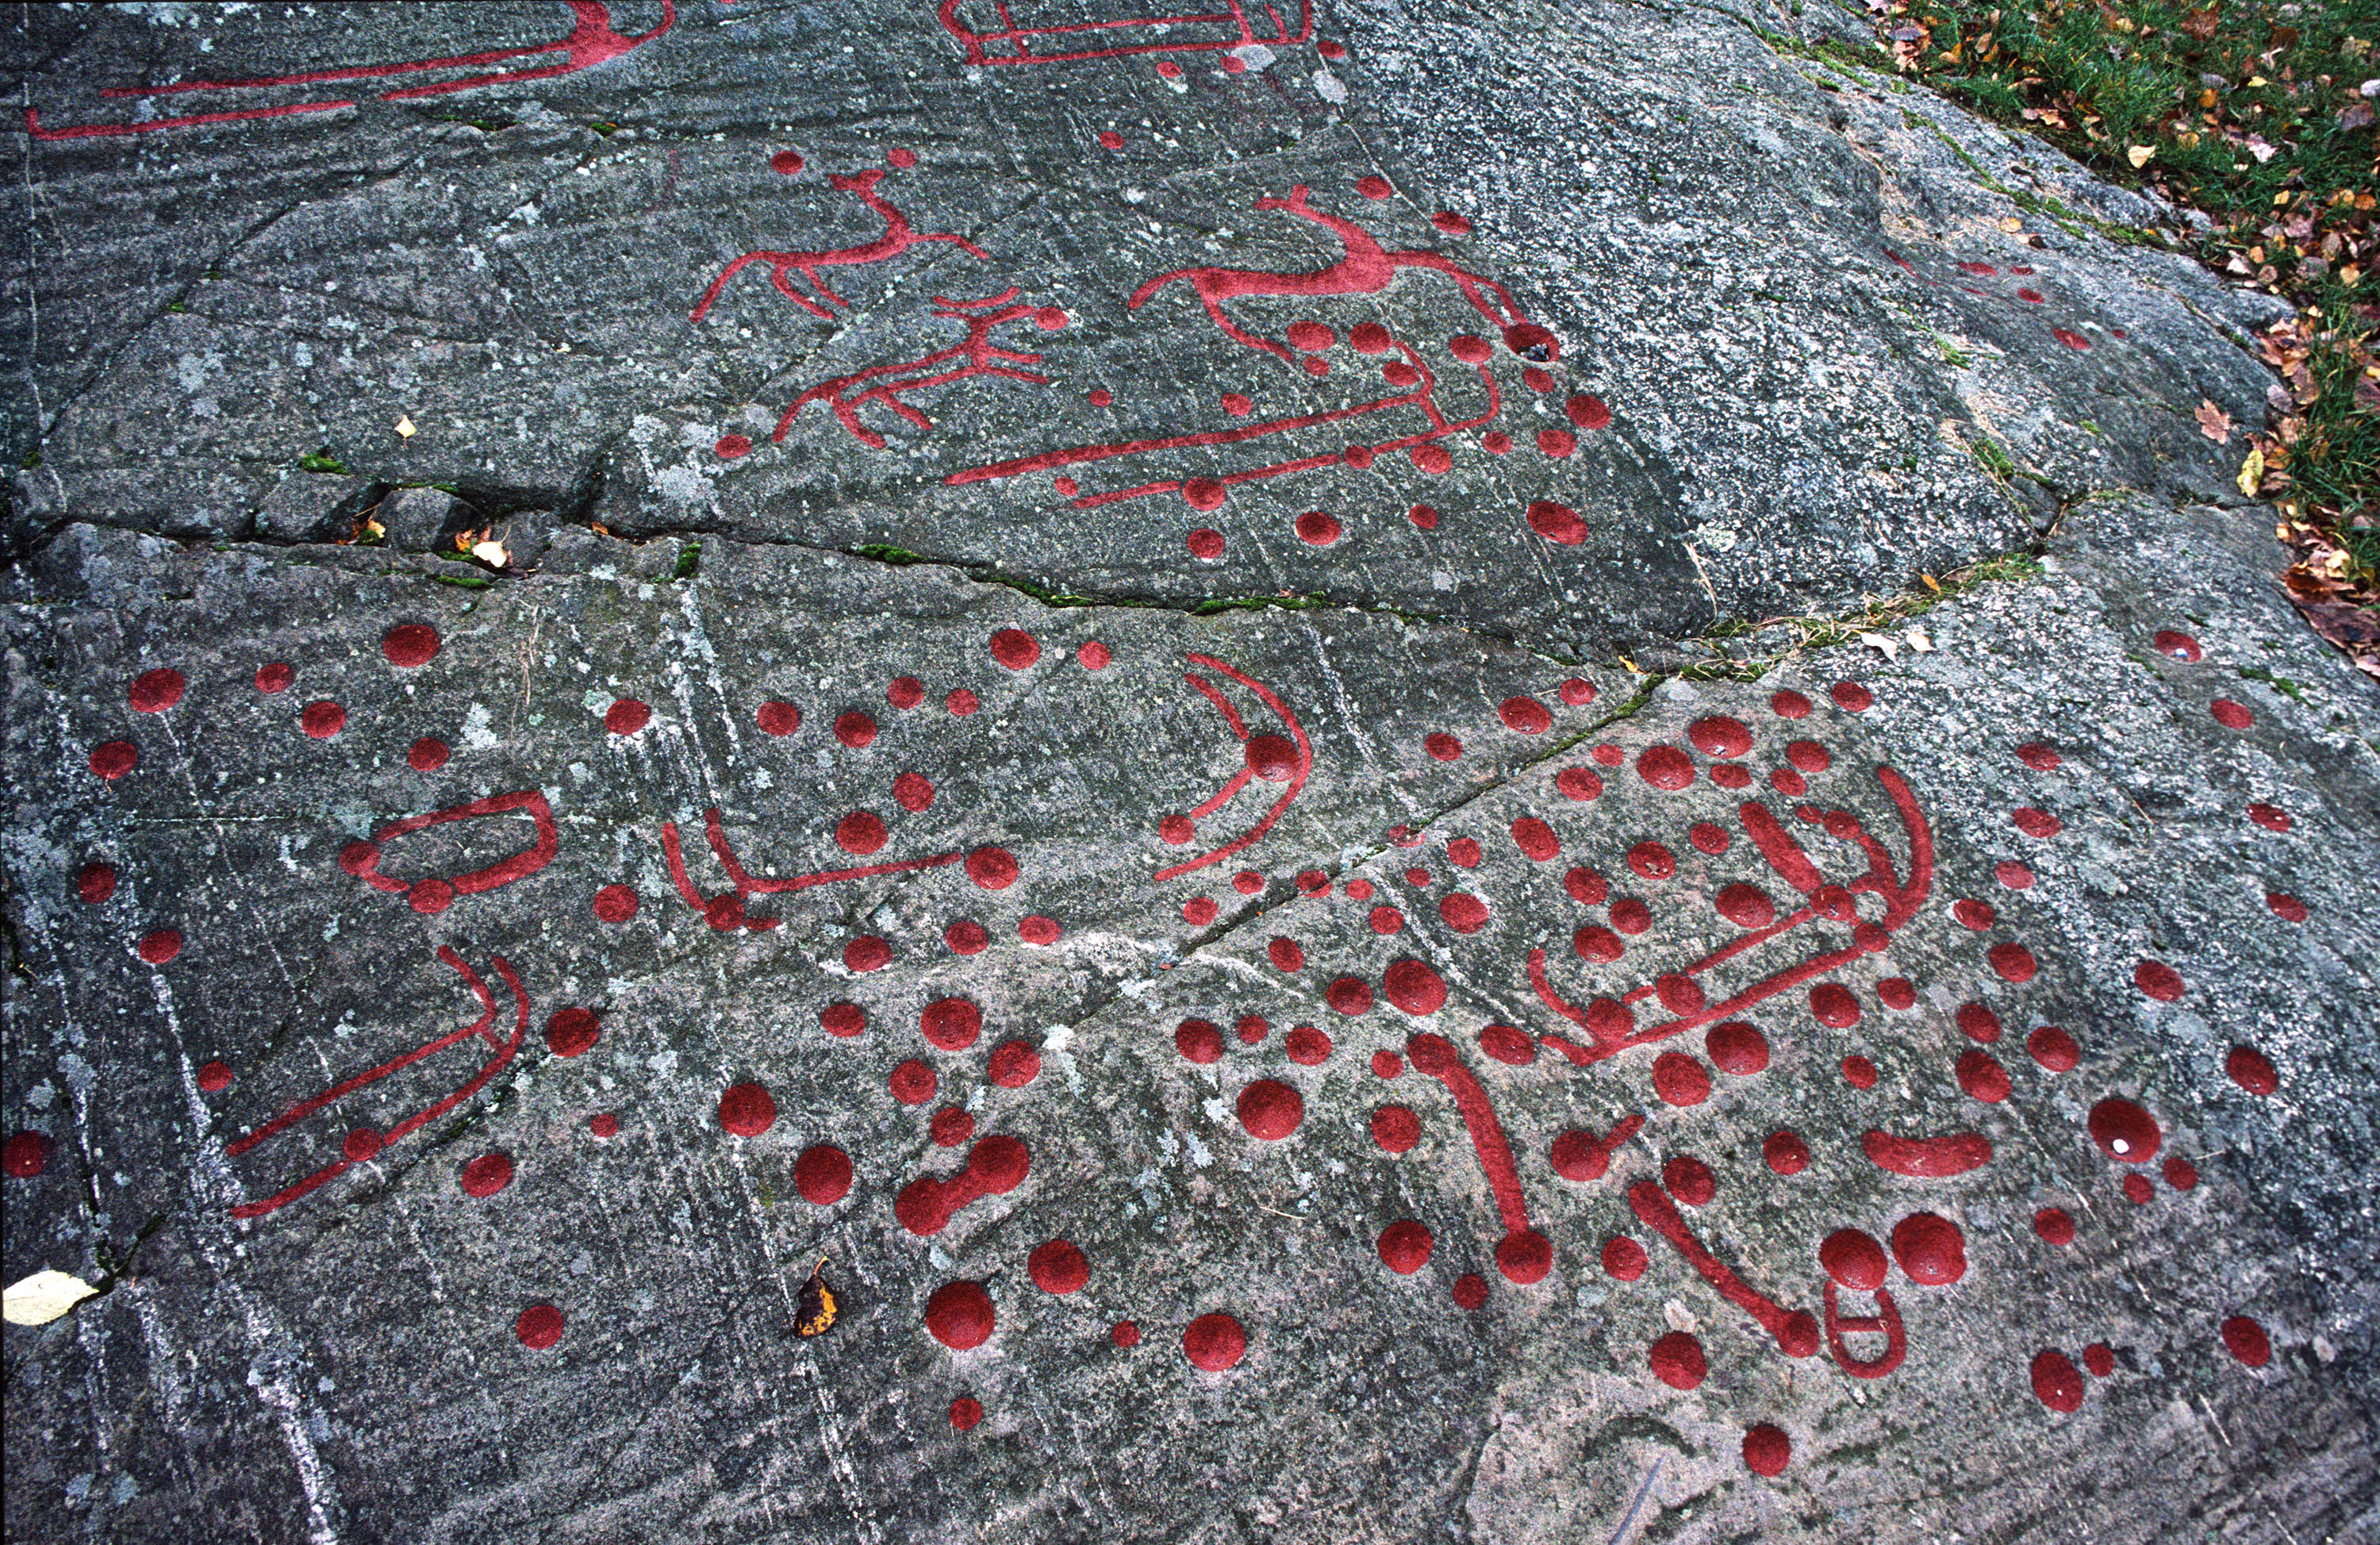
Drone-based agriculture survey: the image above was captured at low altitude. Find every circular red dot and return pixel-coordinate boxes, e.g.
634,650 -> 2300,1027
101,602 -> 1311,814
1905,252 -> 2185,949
1018,915 -> 1061,946
987,629 -> 1042,671
2134,959 -> 2185,1001
1034,306 -> 1069,330
718,1082 -> 776,1136
1649,1332 -> 1707,1390
889,1059 -> 936,1105
1245,733 -> 1299,782
946,688 -> 979,717
1499,697 -> 1552,735
2032,1351 -> 2085,1412
832,709 -> 877,748
1495,1230 -> 1552,1284
1652,1053 -> 1711,1107
820,1002 -> 866,1039
601,699 -> 649,736
2210,698 -> 2253,729
1182,1312 -> 1246,1371
835,811 -> 888,855
1957,1049 -> 2012,1103
1877,977 -> 1917,1010
1371,1104 -> 1420,1153
770,149 -> 805,175
1662,1154 -> 1716,1205
927,1281 -> 996,1351
3,1132 -> 53,1178
1706,1020 -> 1769,1075
75,863 -> 117,904
515,1303 -> 565,1350
943,918 -> 988,955
750,699 -> 800,737
1175,1018 -> 1224,1063
948,1397 -> 983,1431
1377,1220 -> 1433,1274
930,1106 -> 974,1147
2027,1025 -> 2082,1071
988,1039 -> 1040,1087
592,885 -> 638,923
1635,746 -> 1695,791
459,1151 -> 513,1197
2220,1315 -> 2271,1367
2225,1044 -> 2278,1095
196,1060 -> 232,1092
893,771 -> 935,813
589,1113 -> 619,1138
1236,1079 -> 1303,1140
2163,1155 -> 2199,1191
2088,1097 -> 2161,1163
343,1127 -> 382,1162
544,1007 -> 600,1057
1097,129 -> 1124,149
1830,681 -> 1874,712
1182,897 -> 1219,926
1840,1055 -> 1878,1089
1326,977 -> 1372,1016
1810,983 -> 1862,1028
1600,1236 -> 1649,1280
1111,1320 -> 1140,1347
129,667 -> 186,712
1526,499 -> 1587,544
1820,1228 -> 1888,1290
382,624 -> 440,667
1438,894 -> 1489,933
295,698 -> 347,738
1890,1212 -> 1967,1285
1029,1239 -> 1089,1295
1267,936 -> 1304,971
255,662 -> 294,694
965,847 -> 1019,890
921,997 -> 982,1051
1742,1424 -> 1791,1477
136,928 -> 182,964
1293,509 -> 1341,545
2035,1207 -> 2076,1244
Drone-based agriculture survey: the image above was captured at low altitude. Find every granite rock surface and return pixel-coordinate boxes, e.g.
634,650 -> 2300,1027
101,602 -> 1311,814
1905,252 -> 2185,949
4,4 -> 2374,1543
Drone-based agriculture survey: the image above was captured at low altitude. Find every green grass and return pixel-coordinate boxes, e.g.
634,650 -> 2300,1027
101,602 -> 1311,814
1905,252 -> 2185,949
1869,0 -> 2378,624
298,449 -> 348,475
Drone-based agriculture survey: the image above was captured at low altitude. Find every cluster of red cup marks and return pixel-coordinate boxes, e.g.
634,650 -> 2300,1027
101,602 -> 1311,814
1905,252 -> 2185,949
1995,625 -> 2297,1399
47,625 -> 613,1349
61,621 -> 455,1047
585,626 -> 1082,958
1881,245 -> 2133,356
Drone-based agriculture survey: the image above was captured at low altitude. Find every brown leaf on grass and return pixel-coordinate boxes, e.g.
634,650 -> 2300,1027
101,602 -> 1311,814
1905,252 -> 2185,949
2290,598 -> 2380,679
2180,8 -> 2221,40
2196,400 -> 2234,443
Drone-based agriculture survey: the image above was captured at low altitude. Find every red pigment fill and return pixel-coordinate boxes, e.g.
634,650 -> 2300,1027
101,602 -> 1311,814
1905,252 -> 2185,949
1295,510 -> 1340,545
2221,1315 -> 2271,1367
836,812 -> 888,855
2226,1046 -> 2278,1095
1445,840 -> 1481,869
719,1083 -> 777,1136
967,847 -> 1019,890
922,997 -> 982,1051
988,628 -> 1040,669
1715,884 -> 1775,928
1786,740 -> 1831,774
2032,1351 -> 2085,1412
1653,1053 -> 1711,1107
515,1304 -> 565,1351
1568,867 -> 1611,906
129,667 -> 185,712
1377,1220 -> 1434,1274
5,1132 -> 52,1178
459,1151 -> 513,1197
1956,1050 -> 2011,1103
1328,978 -> 1373,1014
1030,1239 -> 1089,1294
1549,1114 -> 1643,1181
1237,1079 -> 1303,1140
1743,1424 -> 1791,1478
2028,1026 -> 2082,1070
793,1145 -> 852,1205
950,1397 -> 982,1430
1019,916 -> 1061,945
137,930 -> 182,964
1841,1055 -> 1879,1089
1636,746 -> 1695,790
1820,1229 -> 1888,1290
544,1008 -> 600,1058
1602,1236 -> 1649,1280
1287,1024 -> 1332,1064
1184,897 -> 1219,926
2246,802 -> 2290,832
1440,894 -> 1489,932
1663,1155 -> 1717,1206
1449,1274 -> 1488,1309
887,676 -> 925,709
2266,892 -> 2307,923
408,737 -> 451,773
890,1059 -> 936,1105
382,624 -> 440,667
1649,1331 -> 1708,1390
605,699 -> 650,735
1384,959 -> 1447,1016
1706,1021 -> 1769,1074
2152,628 -> 2203,662
1956,1004 -> 2002,1042
1500,697 -> 1552,734
76,863 -> 117,904
1408,504 -> 1440,529
1877,978 -> 1917,1010
1236,1015 -> 1269,1045
2088,1098 -> 2160,1163
1860,1129 -> 1990,1177
1182,1313 -> 1246,1370
1406,1033 -> 1544,1280
1830,682 -> 1874,712
1478,1024 -> 1534,1064
2134,959 -> 2185,1001
1371,1105 -> 1420,1154
2211,698 -> 2254,729
896,1135 -> 1030,1235
835,709 -> 877,748
593,885 -> 639,923
927,1281 -> 995,1350
756,700 -> 801,736
1629,1181 -> 1818,1355
1889,1213 -> 1967,1284
945,920 -> 989,957
1369,905 -> 1404,934
2035,1208 -> 2075,1244
1810,984 -> 1861,1028
1952,898 -> 1995,931
197,1061 -> 232,1092
1988,943 -> 2038,982
2013,807 -> 2063,837
1629,842 -> 1676,880
1557,767 -> 1603,801
983,1039 -> 1038,1087
1177,1019 -> 1224,1063
1373,1051 -> 1403,1079
2164,1156 -> 2199,1190
1691,822 -> 1730,855
2083,1343 -> 2117,1377
1268,937 -> 1305,971
1111,1320 -> 1140,1347
1527,500 -> 1587,544
716,434 -> 752,459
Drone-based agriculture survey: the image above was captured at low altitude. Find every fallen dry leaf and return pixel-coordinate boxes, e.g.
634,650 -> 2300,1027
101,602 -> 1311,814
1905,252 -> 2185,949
1906,627 -> 1936,653
2128,145 -> 2155,167
4,1270 -> 98,1326
2238,445 -> 2266,496
2196,400 -> 2233,444
395,414 -> 417,440
1858,631 -> 1901,660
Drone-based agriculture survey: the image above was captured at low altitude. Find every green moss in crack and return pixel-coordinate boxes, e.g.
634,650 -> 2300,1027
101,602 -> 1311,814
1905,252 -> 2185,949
434,571 -> 493,590
671,541 -> 702,582
298,449 -> 349,475
2236,664 -> 2306,704
853,543 -> 925,566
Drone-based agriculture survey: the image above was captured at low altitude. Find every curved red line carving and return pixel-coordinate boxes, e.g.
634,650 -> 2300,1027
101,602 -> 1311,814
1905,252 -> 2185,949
1859,1129 -> 1992,1178
1823,1281 -> 1907,1378
344,790 -> 559,901
226,951 -> 527,1218
690,169 -> 991,325
937,0 -> 1312,65
1152,654 -> 1308,882
1628,1180 -> 1813,1355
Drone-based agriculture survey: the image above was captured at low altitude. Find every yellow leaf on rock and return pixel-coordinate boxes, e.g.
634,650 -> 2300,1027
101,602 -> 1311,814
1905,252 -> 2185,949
4,1270 -> 98,1326
2238,446 -> 2266,497
395,415 -> 416,440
